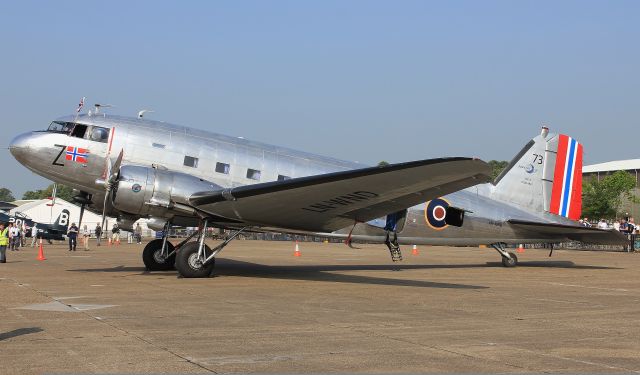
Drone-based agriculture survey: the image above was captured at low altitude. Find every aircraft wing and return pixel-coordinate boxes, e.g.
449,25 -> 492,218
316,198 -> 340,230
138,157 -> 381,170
508,219 -> 630,245
190,157 -> 491,232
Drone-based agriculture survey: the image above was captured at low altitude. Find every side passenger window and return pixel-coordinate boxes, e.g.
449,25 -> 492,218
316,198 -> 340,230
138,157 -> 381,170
246,168 -> 261,181
215,162 -> 230,174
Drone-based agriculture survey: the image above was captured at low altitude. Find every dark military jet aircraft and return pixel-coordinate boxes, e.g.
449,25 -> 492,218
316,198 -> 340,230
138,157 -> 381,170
0,209 -> 71,241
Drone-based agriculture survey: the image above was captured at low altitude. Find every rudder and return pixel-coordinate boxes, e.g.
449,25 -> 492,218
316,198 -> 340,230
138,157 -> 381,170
492,127 -> 583,221
544,134 -> 583,220
54,209 -> 70,229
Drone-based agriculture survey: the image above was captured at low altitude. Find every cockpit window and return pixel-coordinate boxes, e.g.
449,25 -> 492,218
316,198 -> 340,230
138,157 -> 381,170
47,121 -> 74,133
89,126 -> 109,143
46,121 -> 110,143
71,124 -> 87,138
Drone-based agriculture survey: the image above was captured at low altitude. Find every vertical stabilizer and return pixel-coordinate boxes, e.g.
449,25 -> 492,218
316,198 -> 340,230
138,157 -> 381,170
492,128 -> 583,220
545,135 -> 583,220
54,209 -> 70,229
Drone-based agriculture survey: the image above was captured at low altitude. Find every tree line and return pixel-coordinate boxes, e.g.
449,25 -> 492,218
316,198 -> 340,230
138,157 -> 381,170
0,184 -> 75,203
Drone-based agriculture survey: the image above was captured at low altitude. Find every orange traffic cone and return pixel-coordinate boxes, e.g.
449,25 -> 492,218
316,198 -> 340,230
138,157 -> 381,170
293,241 -> 301,257
516,244 -> 525,253
37,239 -> 46,261
411,244 -> 419,255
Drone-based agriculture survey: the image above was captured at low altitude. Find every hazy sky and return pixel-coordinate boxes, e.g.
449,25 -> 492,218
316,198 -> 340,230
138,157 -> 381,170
1,1 -> 638,197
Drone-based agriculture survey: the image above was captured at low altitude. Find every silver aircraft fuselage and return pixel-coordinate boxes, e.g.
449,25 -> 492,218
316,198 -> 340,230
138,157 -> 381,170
10,113 -> 579,245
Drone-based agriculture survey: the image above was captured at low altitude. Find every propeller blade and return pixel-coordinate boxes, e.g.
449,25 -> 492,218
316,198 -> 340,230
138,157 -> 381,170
78,204 -> 85,229
100,192 -> 109,231
101,153 -> 111,181
110,149 -> 124,182
100,148 -> 123,232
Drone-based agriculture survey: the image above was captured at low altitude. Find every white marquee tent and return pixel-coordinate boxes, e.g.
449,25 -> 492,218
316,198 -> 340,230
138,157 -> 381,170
10,198 -> 118,233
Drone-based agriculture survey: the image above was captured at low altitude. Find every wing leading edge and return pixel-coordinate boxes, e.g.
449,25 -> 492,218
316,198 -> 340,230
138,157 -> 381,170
190,157 -> 491,232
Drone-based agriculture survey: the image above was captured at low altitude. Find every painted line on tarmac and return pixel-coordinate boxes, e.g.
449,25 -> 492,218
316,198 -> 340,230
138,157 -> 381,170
547,282 -> 629,292
525,297 -> 605,307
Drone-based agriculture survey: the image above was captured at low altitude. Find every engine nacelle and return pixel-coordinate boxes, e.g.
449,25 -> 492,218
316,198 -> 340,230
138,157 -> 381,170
112,165 -> 221,217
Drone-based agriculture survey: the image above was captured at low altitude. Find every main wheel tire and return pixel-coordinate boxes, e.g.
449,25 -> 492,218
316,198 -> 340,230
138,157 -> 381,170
174,242 -> 215,278
501,252 -> 518,267
142,239 -> 176,271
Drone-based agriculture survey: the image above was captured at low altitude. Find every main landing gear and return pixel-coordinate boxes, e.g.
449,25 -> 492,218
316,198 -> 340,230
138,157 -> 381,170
142,224 -> 199,271
384,230 -> 403,262
491,243 -> 518,267
173,219 -> 247,278
142,223 -> 197,271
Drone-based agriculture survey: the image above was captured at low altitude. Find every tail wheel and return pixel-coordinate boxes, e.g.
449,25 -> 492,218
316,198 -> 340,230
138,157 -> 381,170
142,239 -> 176,271
501,252 -> 518,267
175,242 -> 215,278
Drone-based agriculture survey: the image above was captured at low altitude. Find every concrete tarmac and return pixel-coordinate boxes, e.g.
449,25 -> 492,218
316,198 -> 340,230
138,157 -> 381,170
1,240 -> 639,374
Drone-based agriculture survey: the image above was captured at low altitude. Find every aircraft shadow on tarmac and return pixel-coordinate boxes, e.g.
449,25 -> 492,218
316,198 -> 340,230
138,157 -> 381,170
0,327 -> 43,341
484,260 -> 620,269
67,259 -> 619,288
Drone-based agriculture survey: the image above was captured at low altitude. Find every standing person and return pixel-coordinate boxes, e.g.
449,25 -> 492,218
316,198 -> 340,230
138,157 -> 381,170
111,224 -> 120,245
597,219 -> 608,229
20,223 -> 26,247
95,224 -> 102,247
30,224 -> 38,247
7,223 -> 13,251
620,218 -> 631,252
14,224 -> 21,250
67,222 -> 78,251
82,224 -> 90,251
0,222 -> 8,263
629,218 -> 637,251
134,223 -> 142,244
8,223 -> 17,251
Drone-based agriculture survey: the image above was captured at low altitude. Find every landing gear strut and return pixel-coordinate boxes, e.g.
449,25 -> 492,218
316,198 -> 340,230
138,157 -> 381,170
491,243 -> 518,267
174,219 -> 247,278
142,223 -> 200,271
384,230 -> 403,262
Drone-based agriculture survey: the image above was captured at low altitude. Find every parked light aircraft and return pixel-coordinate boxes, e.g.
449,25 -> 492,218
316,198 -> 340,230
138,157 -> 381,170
9,108 -> 626,277
0,209 -> 71,241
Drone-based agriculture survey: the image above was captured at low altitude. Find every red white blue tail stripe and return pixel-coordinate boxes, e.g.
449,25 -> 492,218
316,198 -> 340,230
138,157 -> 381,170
549,134 -> 583,220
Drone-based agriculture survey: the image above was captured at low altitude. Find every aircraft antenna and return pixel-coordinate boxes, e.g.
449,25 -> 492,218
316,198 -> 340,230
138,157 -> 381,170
540,126 -> 549,138
90,104 -> 114,117
138,109 -> 154,118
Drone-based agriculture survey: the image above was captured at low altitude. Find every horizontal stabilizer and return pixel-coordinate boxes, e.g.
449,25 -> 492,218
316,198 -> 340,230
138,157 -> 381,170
190,157 -> 491,232
509,219 -> 629,245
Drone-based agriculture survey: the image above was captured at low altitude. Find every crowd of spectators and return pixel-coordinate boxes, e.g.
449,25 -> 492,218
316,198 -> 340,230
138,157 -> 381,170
580,216 -> 638,251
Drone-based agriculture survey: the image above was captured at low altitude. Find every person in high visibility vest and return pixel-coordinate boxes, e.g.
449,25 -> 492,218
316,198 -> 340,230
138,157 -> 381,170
0,222 -> 8,263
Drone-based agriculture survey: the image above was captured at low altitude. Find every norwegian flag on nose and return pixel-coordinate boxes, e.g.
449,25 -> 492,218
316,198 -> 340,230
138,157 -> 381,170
66,146 -> 89,163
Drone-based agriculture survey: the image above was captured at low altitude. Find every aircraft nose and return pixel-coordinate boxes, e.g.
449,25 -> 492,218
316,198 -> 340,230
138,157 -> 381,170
9,132 -> 34,163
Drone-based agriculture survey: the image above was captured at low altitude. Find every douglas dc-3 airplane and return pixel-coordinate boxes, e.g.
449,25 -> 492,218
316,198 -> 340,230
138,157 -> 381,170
9,106 -> 627,277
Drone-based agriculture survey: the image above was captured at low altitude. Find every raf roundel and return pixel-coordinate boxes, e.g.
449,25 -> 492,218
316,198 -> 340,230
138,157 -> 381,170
424,198 -> 450,230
